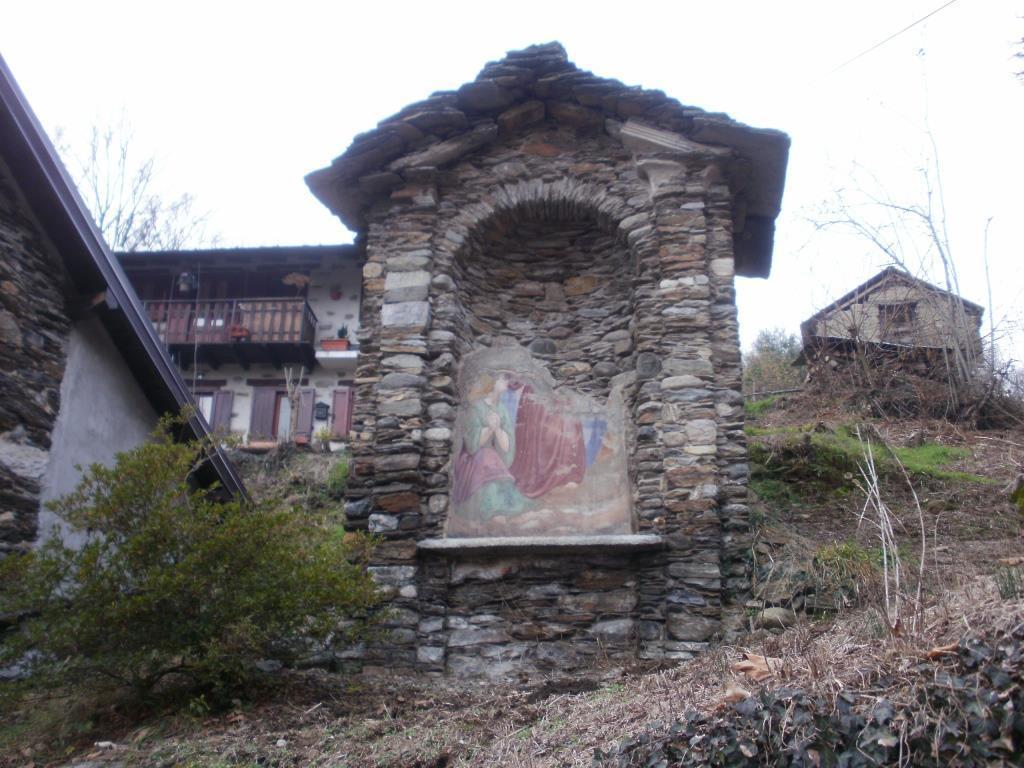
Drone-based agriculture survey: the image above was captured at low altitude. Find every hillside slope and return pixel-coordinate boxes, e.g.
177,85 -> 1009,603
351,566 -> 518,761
4,398 -> 1023,767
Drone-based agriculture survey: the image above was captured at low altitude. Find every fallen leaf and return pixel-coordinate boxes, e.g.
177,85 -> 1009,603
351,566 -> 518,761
721,685 -> 751,703
924,641 -> 959,659
732,652 -> 781,682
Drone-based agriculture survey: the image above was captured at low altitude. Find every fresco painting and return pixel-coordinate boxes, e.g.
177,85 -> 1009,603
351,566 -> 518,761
448,346 -> 633,537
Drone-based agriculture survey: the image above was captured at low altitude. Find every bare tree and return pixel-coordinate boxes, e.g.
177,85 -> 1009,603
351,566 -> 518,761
814,153 -> 985,415
55,119 -> 216,251
283,364 -> 307,442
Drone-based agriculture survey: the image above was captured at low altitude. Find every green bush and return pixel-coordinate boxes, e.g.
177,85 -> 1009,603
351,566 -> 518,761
812,541 -> 884,608
0,414 -> 380,704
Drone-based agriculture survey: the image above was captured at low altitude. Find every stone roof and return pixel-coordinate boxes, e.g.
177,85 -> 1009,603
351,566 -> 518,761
306,42 -> 790,277
800,266 -> 985,338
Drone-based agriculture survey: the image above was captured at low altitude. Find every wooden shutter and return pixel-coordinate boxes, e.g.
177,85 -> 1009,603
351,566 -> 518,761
332,387 -> 354,438
249,388 -> 276,440
211,391 -> 234,433
295,388 -> 315,442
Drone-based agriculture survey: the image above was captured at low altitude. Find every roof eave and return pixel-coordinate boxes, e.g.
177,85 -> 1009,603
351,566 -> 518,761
305,44 -> 790,278
0,54 -> 246,500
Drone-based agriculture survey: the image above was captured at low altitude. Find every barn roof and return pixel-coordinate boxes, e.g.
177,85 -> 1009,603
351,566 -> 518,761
801,266 -> 985,338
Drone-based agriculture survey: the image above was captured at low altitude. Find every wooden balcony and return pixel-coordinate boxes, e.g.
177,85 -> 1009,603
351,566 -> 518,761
143,298 -> 318,370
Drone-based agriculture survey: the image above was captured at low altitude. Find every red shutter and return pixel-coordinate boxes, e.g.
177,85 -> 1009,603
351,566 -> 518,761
332,387 -> 354,438
250,388 -> 276,440
211,391 -> 234,433
295,388 -> 315,442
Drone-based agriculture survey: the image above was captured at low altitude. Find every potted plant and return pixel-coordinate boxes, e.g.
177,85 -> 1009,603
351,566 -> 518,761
321,325 -> 350,351
314,426 -> 334,452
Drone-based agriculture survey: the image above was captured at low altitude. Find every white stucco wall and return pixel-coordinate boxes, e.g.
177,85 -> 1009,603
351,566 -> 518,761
308,259 -> 362,344
188,361 -> 354,443
37,315 -> 159,547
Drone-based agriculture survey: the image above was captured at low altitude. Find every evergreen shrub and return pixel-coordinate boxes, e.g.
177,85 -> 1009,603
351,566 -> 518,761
0,414 -> 380,704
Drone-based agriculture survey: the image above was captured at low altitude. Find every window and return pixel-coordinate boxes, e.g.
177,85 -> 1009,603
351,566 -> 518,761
332,386 -> 355,438
273,392 -> 292,440
192,389 -> 234,433
878,303 -> 916,329
250,386 -> 314,442
195,392 -> 214,423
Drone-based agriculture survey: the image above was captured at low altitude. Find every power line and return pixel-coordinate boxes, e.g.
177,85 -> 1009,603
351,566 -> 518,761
829,0 -> 962,75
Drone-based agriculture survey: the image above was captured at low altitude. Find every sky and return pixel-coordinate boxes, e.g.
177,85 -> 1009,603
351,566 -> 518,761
3,1 -> 1022,357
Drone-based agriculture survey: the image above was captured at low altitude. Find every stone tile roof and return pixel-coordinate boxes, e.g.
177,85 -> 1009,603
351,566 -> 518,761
800,265 -> 985,337
306,42 -> 789,277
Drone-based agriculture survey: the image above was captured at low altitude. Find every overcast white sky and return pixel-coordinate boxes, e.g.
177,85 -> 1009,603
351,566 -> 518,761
3,1 -> 1022,356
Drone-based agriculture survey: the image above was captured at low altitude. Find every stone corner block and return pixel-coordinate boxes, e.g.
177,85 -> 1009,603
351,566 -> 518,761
382,300 -> 430,329
384,270 -> 431,303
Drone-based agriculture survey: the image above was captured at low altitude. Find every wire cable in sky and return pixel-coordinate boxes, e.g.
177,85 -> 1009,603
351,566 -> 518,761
829,0 -> 962,74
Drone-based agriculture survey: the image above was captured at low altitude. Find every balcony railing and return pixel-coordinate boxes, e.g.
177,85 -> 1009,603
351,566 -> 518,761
143,298 -> 317,346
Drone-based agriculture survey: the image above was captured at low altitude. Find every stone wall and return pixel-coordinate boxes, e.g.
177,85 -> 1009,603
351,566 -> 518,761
0,160 -> 71,556
312,43 -> 788,675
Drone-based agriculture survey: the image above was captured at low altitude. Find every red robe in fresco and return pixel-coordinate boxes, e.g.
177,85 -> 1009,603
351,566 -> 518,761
508,385 -> 586,498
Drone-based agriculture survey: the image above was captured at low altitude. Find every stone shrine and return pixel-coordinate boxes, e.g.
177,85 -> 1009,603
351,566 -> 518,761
307,43 -> 789,675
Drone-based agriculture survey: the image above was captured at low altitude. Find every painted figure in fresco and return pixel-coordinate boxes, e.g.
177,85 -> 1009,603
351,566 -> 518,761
451,370 -> 614,524
509,383 -> 587,497
451,373 -> 527,518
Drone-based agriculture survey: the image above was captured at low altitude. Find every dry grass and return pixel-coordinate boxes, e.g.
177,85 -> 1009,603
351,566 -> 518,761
26,577 -> 1019,768
461,579 -> 1021,768
7,404 -> 1023,767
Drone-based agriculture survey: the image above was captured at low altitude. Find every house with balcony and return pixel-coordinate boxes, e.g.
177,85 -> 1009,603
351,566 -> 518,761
119,244 -> 362,446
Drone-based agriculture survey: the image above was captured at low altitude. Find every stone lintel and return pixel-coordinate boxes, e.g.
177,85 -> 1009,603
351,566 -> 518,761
621,119 -> 730,158
418,534 -> 664,555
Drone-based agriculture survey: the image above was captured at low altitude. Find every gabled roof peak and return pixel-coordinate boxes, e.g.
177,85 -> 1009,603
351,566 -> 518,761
307,43 -> 789,277
802,266 -> 985,335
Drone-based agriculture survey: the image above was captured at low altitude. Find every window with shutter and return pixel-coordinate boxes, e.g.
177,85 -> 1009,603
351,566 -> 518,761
332,386 -> 354,438
250,388 -> 277,440
211,391 -> 234,433
294,388 -> 315,443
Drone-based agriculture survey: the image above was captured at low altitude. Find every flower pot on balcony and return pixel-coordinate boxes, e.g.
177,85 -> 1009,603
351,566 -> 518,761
229,325 -> 251,342
321,338 -> 350,351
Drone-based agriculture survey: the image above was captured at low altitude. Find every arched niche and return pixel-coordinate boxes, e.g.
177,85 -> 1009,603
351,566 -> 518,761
437,194 -> 647,541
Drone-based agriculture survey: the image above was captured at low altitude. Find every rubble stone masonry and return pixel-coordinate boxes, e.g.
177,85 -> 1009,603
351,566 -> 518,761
308,43 -> 789,675
0,162 -> 71,556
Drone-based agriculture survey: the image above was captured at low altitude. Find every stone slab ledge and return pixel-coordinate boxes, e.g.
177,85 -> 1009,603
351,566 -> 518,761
417,534 -> 664,555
